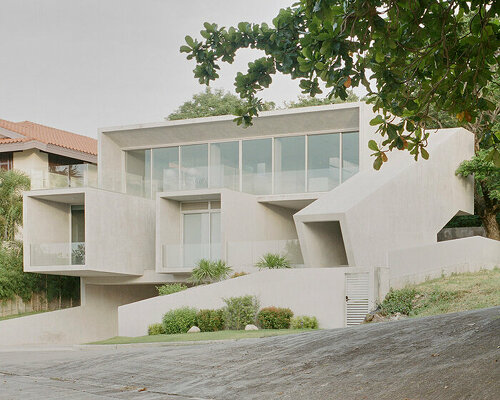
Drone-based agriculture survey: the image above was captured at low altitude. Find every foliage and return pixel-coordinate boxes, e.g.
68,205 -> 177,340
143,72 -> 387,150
181,1 -> 500,165
285,91 -> 359,108
168,87 -> 275,120
231,271 -> 248,278
0,242 -> 80,302
162,307 -> 198,334
157,283 -> 188,296
379,288 -> 418,316
148,323 -> 165,335
456,149 -> 500,239
255,253 -> 291,270
290,315 -> 319,329
223,295 -> 259,330
257,307 -> 294,329
196,308 -> 225,332
0,170 -> 30,241
444,214 -> 500,228
189,259 -> 233,285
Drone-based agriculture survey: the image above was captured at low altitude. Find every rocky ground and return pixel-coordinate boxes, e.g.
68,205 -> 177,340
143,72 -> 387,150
0,306 -> 499,400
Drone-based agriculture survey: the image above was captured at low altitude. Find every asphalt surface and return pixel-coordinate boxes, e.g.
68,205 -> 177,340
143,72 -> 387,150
0,306 -> 499,400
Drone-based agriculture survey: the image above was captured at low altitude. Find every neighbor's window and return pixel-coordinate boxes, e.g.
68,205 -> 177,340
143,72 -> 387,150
0,152 -> 13,171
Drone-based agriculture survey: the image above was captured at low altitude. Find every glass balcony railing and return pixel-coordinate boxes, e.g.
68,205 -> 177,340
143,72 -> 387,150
162,243 -> 221,270
161,239 -> 303,270
29,164 -> 97,190
226,239 -> 304,268
30,242 -> 85,267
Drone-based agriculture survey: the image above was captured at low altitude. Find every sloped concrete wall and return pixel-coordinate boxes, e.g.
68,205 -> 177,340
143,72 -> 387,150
118,268 -> 378,337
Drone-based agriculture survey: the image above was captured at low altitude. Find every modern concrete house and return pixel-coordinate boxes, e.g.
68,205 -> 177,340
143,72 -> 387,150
0,119 -> 97,189
3,103 -> 498,345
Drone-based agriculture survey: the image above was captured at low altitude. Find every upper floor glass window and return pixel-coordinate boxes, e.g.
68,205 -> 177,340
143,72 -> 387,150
153,147 -> 179,192
181,144 -> 208,190
242,138 -> 272,195
274,136 -> 305,194
307,133 -> 340,192
125,149 -> 151,197
210,141 -> 239,191
0,152 -> 13,171
342,132 -> 359,182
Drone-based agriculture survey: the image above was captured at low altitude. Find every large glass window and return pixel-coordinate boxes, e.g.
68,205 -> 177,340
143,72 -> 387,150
342,132 -> 359,182
153,147 -> 179,192
274,136 -> 305,194
181,144 -> 208,190
210,141 -> 239,190
125,149 -> 151,197
307,133 -> 340,192
242,139 -> 272,194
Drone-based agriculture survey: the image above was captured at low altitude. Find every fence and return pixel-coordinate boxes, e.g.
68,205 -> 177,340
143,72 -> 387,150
0,293 -> 79,318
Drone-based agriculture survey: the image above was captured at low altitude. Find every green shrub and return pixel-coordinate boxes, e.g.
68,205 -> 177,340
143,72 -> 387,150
290,316 -> 319,329
255,253 -> 291,269
196,309 -> 225,332
189,259 -> 233,285
162,307 -> 198,334
223,295 -> 260,330
379,288 -> 418,316
148,323 -> 165,335
257,307 -> 294,329
157,283 -> 188,296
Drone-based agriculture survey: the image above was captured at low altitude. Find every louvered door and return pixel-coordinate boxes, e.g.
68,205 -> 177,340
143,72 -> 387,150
345,272 -> 370,326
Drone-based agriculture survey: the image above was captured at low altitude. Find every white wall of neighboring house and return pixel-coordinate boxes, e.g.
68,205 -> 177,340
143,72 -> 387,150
12,148 -> 48,173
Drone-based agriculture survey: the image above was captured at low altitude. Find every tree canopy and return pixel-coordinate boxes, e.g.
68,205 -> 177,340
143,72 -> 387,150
181,0 -> 499,168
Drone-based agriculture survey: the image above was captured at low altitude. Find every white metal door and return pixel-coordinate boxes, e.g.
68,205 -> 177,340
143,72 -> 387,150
345,272 -> 370,326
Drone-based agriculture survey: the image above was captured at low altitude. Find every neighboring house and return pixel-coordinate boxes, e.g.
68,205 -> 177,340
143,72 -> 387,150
0,119 -> 97,189
8,103 -> 498,345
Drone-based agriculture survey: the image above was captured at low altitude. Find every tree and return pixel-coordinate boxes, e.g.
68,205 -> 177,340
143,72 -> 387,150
167,87 -> 275,120
181,0 -> 500,239
285,90 -> 359,108
0,170 -> 30,241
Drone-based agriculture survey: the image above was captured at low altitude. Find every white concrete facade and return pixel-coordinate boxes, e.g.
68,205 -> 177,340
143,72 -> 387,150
9,102 -> 499,345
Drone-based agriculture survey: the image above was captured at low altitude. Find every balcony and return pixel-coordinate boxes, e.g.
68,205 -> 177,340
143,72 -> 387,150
30,242 -> 85,267
160,239 -> 303,272
29,164 -> 97,190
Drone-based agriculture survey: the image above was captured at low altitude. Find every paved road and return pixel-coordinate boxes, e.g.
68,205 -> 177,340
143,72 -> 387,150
0,307 -> 499,400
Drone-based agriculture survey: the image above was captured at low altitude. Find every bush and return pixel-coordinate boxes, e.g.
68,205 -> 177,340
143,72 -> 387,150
255,253 -> 291,269
379,288 -> 418,316
290,316 -> 319,329
257,307 -> 294,329
157,283 -> 188,296
148,323 -> 165,335
196,309 -> 225,332
162,307 -> 198,334
189,259 -> 233,285
223,295 -> 260,330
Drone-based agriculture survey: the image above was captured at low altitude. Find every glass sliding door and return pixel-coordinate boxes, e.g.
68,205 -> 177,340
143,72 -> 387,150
152,147 -> 179,193
125,149 -> 151,197
70,205 -> 85,265
274,136 -> 305,194
183,213 -> 210,267
307,133 -> 340,192
181,144 -> 208,190
342,132 -> 359,182
242,138 -> 272,194
210,212 -> 221,261
210,141 -> 239,190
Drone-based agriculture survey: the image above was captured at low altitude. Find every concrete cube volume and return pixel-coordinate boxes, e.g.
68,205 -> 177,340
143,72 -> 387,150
2,102 -> 498,345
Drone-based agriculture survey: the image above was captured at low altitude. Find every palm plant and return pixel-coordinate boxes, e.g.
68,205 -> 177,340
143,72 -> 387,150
0,170 -> 30,241
189,259 -> 233,285
255,253 -> 291,270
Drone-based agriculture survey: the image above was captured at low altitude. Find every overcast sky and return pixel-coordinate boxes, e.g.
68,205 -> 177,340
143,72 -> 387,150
0,0 -> 311,138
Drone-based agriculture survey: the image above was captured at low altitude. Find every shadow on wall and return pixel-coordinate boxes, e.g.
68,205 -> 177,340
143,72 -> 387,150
303,221 -> 348,267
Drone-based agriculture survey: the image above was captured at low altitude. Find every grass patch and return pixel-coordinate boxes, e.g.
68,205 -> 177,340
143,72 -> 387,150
379,268 -> 500,318
89,329 -> 315,345
0,310 -> 47,321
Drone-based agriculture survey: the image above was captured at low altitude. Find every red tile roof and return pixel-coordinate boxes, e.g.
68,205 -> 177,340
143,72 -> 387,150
0,119 -> 97,156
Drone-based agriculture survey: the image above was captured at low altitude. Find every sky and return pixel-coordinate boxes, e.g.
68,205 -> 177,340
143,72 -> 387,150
0,0 -> 315,138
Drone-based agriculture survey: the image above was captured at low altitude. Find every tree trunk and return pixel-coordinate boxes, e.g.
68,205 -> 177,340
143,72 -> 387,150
481,212 -> 500,241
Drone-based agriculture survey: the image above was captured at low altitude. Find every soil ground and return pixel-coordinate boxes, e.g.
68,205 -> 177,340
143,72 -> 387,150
0,306 -> 499,400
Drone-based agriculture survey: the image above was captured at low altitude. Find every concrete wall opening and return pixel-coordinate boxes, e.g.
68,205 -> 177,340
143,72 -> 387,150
302,221 -> 348,267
